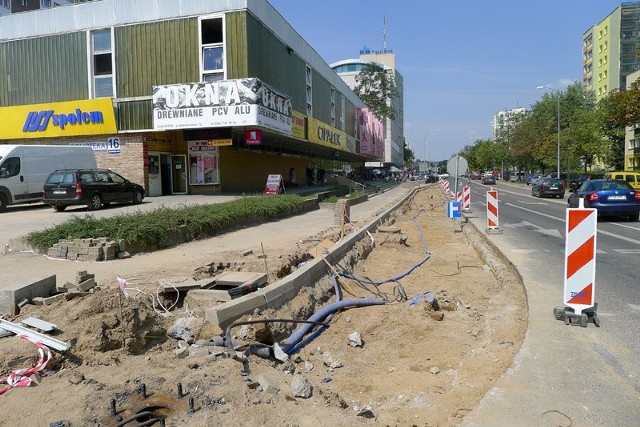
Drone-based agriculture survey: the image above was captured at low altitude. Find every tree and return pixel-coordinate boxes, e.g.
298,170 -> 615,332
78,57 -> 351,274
403,140 -> 415,167
354,63 -> 399,121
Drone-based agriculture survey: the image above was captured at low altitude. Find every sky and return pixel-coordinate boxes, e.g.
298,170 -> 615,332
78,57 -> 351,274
268,0 -> 626,163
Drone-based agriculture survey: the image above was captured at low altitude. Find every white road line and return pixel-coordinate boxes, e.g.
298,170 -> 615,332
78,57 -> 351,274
504,202 -> 640,245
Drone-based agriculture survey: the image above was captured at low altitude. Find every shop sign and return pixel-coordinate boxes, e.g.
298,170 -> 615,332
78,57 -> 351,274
245,129 -> 262,145
307,117 -> 347,151
264,174 -> 284,195
0,98 -> 117,140
153,78 -> 292,135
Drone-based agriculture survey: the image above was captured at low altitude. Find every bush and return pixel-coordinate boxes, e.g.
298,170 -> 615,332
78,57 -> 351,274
25,195 -> 306,253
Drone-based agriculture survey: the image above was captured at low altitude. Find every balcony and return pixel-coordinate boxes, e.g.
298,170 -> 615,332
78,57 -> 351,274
0,0 -> 9,16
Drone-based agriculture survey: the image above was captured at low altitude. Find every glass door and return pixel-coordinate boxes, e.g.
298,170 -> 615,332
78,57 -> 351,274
171,155 -> 187,194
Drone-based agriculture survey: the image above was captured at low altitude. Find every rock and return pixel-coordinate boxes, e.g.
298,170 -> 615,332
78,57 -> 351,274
348,331 -> 363,347
291,374 -> 313,398
356,406 -> 376,418
68,373 -> 85,385
174,347 -> 189,358
273,343 -> 289,363
304,361 -> 314,372
322,352 -> 343,369
256,374 -> 280,394
430,367 -> 440,375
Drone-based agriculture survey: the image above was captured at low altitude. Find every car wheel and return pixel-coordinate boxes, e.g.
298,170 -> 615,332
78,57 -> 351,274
0,193 -> 7,212
52,205 -> 67,212
133,190 -> 143,204
88,194 -> 102,211
559,193 -> 564,199
629,213 -> 639,222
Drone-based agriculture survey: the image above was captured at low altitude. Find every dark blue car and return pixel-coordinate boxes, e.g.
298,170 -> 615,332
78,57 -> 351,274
567,179 -> 640,221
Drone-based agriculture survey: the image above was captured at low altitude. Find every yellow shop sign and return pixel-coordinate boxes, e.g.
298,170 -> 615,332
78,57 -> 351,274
308,117 -> 346,150
0,98 -> 117,139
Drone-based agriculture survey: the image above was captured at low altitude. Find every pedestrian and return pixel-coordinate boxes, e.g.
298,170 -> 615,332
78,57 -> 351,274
289,167 -> 297,187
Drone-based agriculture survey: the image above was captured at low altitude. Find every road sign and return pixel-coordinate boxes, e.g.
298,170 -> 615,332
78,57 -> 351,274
447,201 -> 461,218
446,156 -> 468,177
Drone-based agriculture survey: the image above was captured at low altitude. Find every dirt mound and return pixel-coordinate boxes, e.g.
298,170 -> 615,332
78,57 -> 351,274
0,186 -> 527,426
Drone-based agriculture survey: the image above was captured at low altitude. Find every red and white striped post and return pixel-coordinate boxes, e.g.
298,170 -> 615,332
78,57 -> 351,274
456,189 -> 463,204
563,208 -> 597,315
486,189 -> 499,231
462,185 -> 471,211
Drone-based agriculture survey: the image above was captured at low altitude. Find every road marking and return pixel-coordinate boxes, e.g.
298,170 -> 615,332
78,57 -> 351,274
518,200 -> 548,205
511,249 -> 537,254
613,249 -> 640,254
505,202 -> 640,245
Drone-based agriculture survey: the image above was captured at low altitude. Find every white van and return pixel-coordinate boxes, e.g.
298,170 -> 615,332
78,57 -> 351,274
0,145 -> 97,211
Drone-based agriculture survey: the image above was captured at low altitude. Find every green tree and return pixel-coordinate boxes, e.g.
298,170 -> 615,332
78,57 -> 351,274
404,140 -> 415,167
354,63 -> 399,121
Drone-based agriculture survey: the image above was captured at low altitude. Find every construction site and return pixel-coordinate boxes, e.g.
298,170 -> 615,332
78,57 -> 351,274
0,185 -> 527,426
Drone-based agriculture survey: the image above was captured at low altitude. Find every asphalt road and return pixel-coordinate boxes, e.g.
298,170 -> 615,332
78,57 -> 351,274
460,178 -> 640,426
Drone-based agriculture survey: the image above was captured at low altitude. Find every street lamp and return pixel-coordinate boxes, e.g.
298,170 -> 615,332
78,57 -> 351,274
537,85 -> 561,179
423,135 -> 428,173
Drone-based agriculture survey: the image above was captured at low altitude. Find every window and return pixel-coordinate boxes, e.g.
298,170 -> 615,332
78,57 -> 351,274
330,87 -> 335,127
188,141 -> 220,185
0,157 -> 20,177
41,0 -> 52,7
90,29 -> 114,98
306,65 -> 313,116
200,17 -> 224,82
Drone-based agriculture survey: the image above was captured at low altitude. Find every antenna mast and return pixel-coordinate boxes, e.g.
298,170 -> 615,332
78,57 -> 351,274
383,16 -> 387,52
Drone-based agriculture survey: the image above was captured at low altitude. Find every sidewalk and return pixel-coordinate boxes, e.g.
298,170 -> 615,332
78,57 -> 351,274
0,184 -> 411,289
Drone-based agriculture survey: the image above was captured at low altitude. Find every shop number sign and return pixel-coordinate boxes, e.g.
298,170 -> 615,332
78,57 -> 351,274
107,137 -> 121,154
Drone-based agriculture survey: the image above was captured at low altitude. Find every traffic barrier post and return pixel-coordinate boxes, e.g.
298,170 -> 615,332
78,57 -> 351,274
486,189 -> 501,233
462,185 -> 471,212
553,207 -> 600,327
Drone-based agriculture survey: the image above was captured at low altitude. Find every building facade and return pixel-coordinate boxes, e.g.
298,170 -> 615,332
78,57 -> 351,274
0,0 -> 380,196
492,108 -> 526,140
625,69 -> 640,171
331,48 -> 404,167
583,1 -> 640,101
0,0 -> 79,16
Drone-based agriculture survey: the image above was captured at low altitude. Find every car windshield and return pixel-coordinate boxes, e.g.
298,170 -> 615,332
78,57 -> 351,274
46,172 -> 74,184
546,178 -> 562,186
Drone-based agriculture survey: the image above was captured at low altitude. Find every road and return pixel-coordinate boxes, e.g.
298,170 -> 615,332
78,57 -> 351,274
460,178 -> 640,426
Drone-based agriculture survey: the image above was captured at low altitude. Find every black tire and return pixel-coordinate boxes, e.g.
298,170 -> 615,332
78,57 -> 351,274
0,193 -> 7,212
629,213 -> 639,222
88,194 -> 102,211
559,193 -> 564,199
133,190 -> 143,204
52,205 -> 67,212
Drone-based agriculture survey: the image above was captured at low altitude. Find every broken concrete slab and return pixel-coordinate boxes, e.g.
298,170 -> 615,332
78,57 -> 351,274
0,275 -> 57,316
185,289 -> 232,307
20,317 -> 57,332
158,278 -> 202,294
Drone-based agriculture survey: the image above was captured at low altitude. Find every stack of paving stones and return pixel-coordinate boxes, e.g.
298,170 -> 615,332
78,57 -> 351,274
47,238 -> 129,261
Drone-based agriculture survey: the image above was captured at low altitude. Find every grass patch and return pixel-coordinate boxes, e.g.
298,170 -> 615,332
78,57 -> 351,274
24,195 -> 306,253
322,191 -> 366,204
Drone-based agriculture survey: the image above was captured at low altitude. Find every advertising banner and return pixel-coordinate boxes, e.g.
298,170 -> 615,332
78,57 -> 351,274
307,117 -> 347,151
291,111 -> 306,139
358,108 -> 383,159
153,78 -> 292,135
0,98 -> 117,139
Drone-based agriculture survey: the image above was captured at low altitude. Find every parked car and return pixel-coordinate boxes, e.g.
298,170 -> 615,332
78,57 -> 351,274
42,169 -> 145,211
603,171 -> 640,190
568,179 -> 640,221
482,174 -> 496,185
469,171 -> 481,180
526,174 -> 541,186
569,173 -> 604,191
531,177 -> 565,198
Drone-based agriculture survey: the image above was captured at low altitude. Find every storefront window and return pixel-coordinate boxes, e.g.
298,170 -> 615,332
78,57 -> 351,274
188,141 -> 220,185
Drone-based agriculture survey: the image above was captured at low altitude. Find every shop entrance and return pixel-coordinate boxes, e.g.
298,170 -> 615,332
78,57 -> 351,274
171,154 -> 188,194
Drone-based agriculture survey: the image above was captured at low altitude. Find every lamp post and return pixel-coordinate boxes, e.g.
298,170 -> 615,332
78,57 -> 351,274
537,85 -> 560,179
423,135 -> 428,173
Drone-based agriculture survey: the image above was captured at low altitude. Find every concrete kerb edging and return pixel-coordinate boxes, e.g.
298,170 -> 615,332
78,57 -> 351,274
204,186 -> 421,329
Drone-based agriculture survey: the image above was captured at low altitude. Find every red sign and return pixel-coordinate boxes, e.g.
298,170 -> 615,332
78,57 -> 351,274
264,174 -> 283,195
246,129 -> 262,145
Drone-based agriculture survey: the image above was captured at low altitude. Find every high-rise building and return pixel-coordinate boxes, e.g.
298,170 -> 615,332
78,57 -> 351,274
492,108 -> 526,140
331,48 -> 404,167
582,1 -> 640,100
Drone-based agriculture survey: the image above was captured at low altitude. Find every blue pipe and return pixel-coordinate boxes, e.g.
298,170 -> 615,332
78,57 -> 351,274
281,297 -> 385,354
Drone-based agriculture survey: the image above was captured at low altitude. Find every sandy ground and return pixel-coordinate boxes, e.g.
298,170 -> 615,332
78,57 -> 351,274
0,186 -> 527,426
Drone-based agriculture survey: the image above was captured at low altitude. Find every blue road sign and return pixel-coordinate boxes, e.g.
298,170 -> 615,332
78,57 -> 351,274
447,201 -> 461,218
